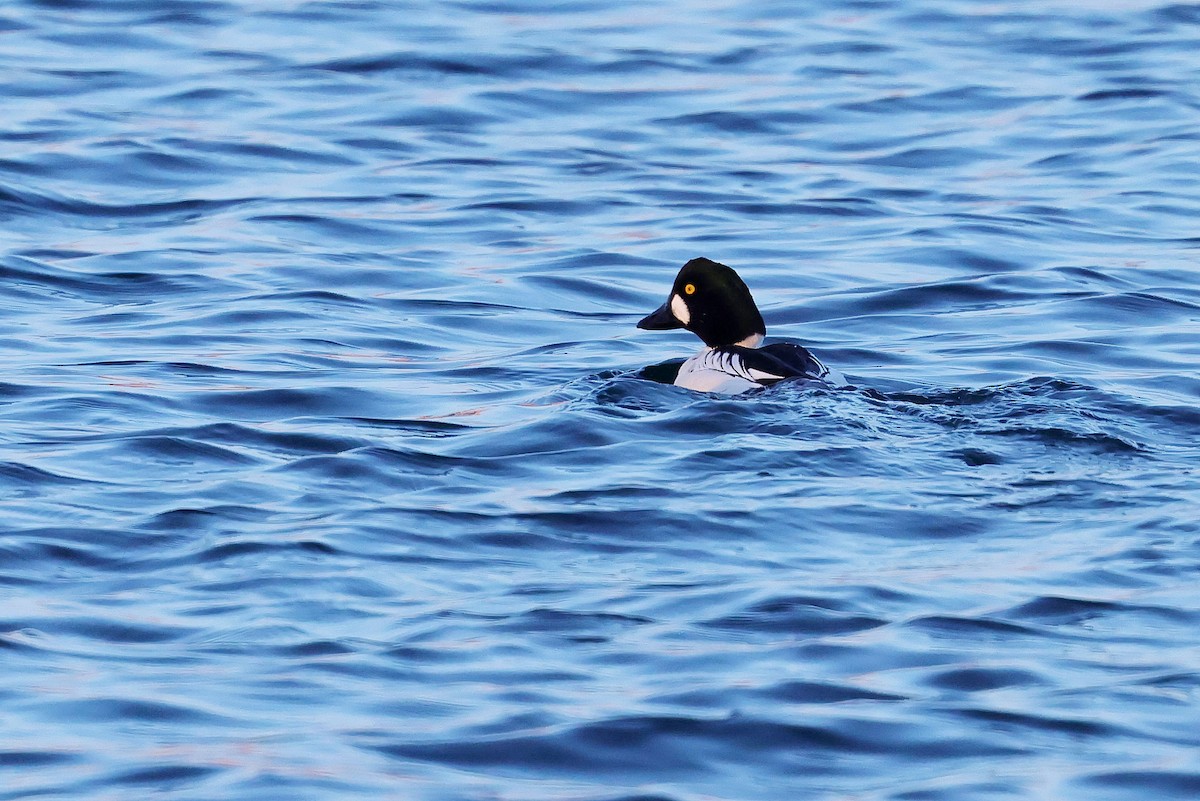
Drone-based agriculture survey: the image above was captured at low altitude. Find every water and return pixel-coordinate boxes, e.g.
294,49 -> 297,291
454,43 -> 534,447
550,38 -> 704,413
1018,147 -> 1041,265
3,0 -> 1200,798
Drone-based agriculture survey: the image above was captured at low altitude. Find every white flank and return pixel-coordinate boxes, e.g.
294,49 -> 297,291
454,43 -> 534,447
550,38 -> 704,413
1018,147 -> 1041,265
673,345 -> 840,394
674,348 -> 772,394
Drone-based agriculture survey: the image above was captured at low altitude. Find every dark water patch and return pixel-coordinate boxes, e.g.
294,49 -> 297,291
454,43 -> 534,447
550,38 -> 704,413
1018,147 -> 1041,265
702,596 -> 886,637
498,608 -> 654,641
345,416 -> 476,437
179,140 -> 358,167
369,107 -> 498,132
924,667 -> 1046,693
0,188 -> 248,222
190,422 -> 365,456
0,461 -> 95,487
159,86 -> 254,105
248,214 -> 396,243
845,85 -> 1041,115
950,447 -> 1003,466
41,697 -> 231,726
863,146 -> 997,169
25,617 -> 198,645
120,435 -> 262,466
372,710 -> 1021,779
952,707 -> 1126,739
313,49 -> 591,78
269,638 -> 356,658
751,680 -> 907,705
194,538 -> 338,565
459,198 -> 602,216
978,426 -> 1143,455
726,199 -> 886,218
0,750 -> 81,768
1154,4 -> 1200,26
107,763 -> 218,788
823,276 -> 1038,317
3,538 -> 139,574
1004,595 -> 1193,627
1076,770 -> 1200,799
658,110 -> 818,135
142,504 -> 270,531
524,275 -> 653,307
1079,87 -> 1172,102
186,387 -> 389,420
2,258 -> 220,302
906,615 -> 1045,641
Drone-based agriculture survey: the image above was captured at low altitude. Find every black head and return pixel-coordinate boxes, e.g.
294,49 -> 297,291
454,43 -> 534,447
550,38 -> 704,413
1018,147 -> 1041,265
637,257 -> 766,348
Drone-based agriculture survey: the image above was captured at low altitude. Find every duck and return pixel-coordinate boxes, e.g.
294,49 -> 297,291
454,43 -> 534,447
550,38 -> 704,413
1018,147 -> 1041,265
637,257 -> 834,394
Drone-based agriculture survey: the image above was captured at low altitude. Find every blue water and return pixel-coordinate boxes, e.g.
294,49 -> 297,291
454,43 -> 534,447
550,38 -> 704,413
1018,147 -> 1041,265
3,0 -> 1200,798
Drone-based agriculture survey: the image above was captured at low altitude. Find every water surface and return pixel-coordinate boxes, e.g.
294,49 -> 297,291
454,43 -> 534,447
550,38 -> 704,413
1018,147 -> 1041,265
3,1 -> 1200,799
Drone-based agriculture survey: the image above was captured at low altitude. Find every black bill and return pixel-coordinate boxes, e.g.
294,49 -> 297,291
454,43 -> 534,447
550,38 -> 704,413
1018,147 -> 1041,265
637,301 -> 683,330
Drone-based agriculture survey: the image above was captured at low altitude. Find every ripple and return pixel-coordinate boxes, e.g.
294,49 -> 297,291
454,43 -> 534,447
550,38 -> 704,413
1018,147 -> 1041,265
924,667 -> 1046,693
1077,770 -> 1200,798
702,596 -> 886,637
1004,595 -> 1194,626
0,750 -> 80,768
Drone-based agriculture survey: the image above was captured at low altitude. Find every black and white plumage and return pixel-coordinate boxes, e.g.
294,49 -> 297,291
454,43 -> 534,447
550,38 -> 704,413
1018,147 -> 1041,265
637,257 -> 836,394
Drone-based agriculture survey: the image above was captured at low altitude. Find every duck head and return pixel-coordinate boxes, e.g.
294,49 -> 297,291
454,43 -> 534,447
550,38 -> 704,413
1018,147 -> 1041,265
637,257 -> 765,348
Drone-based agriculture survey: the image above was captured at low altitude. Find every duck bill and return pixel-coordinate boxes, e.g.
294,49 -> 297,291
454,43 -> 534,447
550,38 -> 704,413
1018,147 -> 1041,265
637,301 -> 684,330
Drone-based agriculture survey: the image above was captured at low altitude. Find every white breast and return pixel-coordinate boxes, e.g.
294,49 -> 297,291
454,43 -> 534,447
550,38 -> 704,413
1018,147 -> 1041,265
674,348 -> 780,394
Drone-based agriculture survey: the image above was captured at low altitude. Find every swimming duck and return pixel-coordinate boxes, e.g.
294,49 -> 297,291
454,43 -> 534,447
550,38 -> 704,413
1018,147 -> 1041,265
637,257 -> 833,394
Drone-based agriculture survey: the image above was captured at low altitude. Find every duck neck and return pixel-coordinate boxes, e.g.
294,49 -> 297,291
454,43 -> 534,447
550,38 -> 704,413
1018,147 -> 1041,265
734,332 -> 764,348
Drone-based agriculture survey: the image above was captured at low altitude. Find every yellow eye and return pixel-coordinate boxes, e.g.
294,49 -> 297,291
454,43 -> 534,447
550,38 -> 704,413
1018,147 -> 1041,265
684,283 -> 696,295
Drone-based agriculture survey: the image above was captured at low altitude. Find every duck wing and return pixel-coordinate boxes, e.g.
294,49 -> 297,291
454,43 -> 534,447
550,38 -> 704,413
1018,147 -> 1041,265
717,342 -> 829,384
